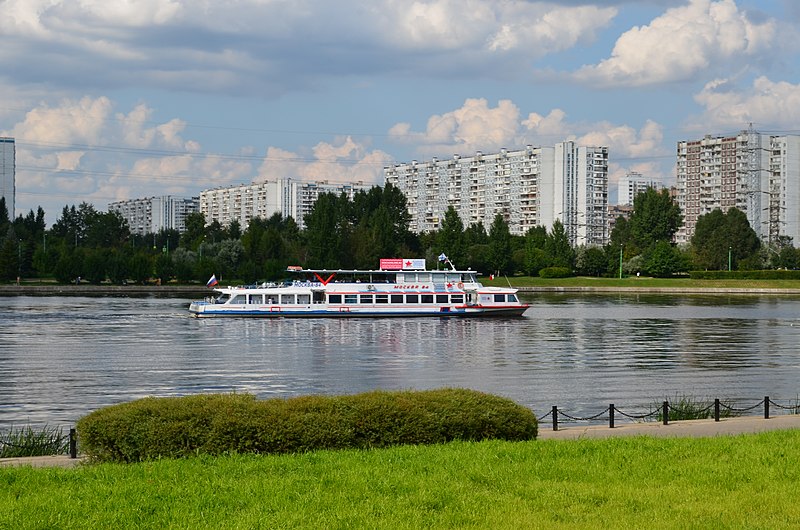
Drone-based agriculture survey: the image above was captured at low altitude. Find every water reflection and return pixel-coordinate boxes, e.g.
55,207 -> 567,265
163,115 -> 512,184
1,293 -> 800,427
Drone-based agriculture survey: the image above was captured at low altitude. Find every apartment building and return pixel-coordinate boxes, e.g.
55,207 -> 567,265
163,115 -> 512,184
108,196 -> 199,235
384,142 -> 609,246
618,172 -> 662,206
676,128 -> 800,244
0,137 -> 14,219
199,178 -> 372,229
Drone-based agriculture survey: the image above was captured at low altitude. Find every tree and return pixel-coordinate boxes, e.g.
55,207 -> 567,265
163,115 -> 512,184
488,214 -> 512,275
629,188 -> 683,250
303,192 -> 351,268
545,220 -> 575,269
644,240 -> 687,277
436,206 -> 466,267
691,208 -> 760,270
575,246 -> 608,277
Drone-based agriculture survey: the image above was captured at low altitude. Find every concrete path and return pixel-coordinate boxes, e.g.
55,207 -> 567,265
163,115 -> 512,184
2,416 -> 799,468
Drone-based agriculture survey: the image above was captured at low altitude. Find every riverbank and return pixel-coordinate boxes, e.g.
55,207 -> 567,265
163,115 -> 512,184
0,284 -> 208,297
2,281 -> 800,296
2,429 -> 800,528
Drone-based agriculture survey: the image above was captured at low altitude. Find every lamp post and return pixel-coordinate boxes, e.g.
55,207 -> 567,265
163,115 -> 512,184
619,246 -> 623,279
728,246 -> 732,272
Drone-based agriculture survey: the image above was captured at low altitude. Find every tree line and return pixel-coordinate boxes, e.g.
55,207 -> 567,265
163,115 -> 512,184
1,185 -> 797,285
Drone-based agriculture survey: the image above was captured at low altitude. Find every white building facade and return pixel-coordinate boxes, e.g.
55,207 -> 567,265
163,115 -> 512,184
384,142 -> 609,246
108,196 -> 199,235
0,137 -> 14,219
618,172 -> 662,206
675,128 -> 800,245
199,178 -> 372,229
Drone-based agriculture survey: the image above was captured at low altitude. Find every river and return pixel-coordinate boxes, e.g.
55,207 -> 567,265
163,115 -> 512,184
1,293 -> 799,428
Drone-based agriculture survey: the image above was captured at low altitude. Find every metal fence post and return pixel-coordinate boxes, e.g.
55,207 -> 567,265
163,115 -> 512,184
765,396 -> 770,419
714,399 -> 720,422
609,404 -> 615,429
69,428 -> 77,459
552,405 -> 558,431
662,401 -> 669,425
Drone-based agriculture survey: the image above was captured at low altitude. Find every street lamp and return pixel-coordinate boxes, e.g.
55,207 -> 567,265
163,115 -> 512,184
728,246 -> 732,272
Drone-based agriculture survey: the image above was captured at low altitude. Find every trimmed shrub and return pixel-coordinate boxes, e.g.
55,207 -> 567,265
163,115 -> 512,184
76,389 -> 538,463
689,269 -> 800,280
538,267 -> 572,278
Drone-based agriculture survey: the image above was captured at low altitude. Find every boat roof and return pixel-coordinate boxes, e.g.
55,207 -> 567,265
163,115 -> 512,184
288,268 -> 477,275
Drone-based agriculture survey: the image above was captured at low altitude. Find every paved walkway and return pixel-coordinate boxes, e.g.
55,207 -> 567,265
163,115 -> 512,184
538,414 -> 800,440
2,416 -> 799,468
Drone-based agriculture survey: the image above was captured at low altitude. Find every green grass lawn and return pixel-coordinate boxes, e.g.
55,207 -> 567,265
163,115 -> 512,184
3,431 -> 800,529
486,275 -> 800,290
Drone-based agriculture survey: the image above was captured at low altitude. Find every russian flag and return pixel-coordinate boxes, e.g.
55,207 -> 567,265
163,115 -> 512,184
206,274 -> 218,288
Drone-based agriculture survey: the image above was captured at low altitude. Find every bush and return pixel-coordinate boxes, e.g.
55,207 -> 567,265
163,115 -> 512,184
76,389 -> 538,463
538,267 -> 572,278
689,269 -> 800,280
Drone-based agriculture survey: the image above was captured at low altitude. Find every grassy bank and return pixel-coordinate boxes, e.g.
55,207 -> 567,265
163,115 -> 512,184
3,431 -> 800,528
486,275 -> 800,290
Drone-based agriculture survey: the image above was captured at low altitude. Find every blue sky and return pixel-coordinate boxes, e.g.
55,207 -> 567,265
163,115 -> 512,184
2,0 -> 798,223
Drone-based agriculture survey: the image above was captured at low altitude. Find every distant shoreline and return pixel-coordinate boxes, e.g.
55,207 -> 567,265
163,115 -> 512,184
1,284 -> 800,296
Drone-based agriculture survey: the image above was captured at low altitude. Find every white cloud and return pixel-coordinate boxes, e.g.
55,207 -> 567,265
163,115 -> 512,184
0,1 -> 618,95
389,98 -> 521,156
573,0 -> 776,87
693,76 -> 800,130
257,137 -> 391,185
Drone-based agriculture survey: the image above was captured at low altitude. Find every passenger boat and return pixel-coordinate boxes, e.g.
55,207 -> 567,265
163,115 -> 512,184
188,257 -> 528,318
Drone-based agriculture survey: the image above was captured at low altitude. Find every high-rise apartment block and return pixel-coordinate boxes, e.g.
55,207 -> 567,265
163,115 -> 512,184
384,142 -> 609,246
676,128 -> 800,245
108,196 -> 199,235
199,178 -> 372,229
618,172 -> 662,205
0,137 -> 14,219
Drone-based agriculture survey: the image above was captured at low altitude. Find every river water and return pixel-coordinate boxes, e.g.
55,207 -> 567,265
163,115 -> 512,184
1,293 -> 799,428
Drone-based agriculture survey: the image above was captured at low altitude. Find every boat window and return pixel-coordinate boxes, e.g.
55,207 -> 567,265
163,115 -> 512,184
421,294 -> 434,304
451,295 -> 464,304
390,294 -> 404,304
248,294 -> 264,304
360,294 -> 373,304
417,273 -> 431,282
267,296 -> 277,305
446,274 -> 460,283
507,294 -> 518,303
375,294 -> 389,304
344,294 -> 358,304
395,273 -> 406,283
328,294 -> 342,304
406,294 -> 419,304
216,293 -> 231,304
436,294 -> 448,304
297,294 -> 311,305
230,295 -> 246,305
281,294 -> 296,304
493,294 -> 506,303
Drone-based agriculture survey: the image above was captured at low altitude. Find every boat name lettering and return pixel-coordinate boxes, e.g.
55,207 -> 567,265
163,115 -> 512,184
392,285 -> 429,289
293,281 -> 323,288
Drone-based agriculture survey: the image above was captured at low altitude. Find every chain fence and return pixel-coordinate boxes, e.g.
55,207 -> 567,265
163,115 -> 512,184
537,396 -> 800,431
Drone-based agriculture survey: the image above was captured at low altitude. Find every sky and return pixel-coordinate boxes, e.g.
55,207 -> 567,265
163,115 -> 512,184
2,0 -> 800,224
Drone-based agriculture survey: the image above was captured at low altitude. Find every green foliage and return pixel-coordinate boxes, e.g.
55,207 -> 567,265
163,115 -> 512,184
574,246 -> 607,277
545,220 -> 574,269
643,240 -> 688,277
692,208 -> 760,270
629,187 -> 683,250
488,214 -> 512,275
538,266 -> 572,278
0,425 -> 69,457
76,389 -> 538,463
437,206 -> 466,267
652,395 -> 738,422
689,269 -> 800,280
